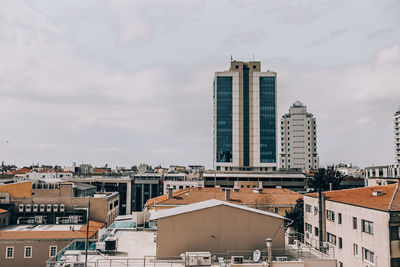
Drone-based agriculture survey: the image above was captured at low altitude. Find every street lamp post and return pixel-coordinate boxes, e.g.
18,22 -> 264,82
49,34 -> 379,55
266,238 -> 272,267
75,198 -> 90,267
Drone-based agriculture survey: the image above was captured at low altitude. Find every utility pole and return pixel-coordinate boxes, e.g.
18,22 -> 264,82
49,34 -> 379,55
85,198 -> 90,267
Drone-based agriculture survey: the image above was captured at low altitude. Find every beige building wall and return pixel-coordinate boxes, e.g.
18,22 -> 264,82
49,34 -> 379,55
304,195 -> 390,267
14,193 -> 119,226
0,239 -> 70,267
156,205 -> 285,259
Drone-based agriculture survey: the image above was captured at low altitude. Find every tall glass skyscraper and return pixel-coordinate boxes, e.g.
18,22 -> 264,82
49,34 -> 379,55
213,61 -> 277,172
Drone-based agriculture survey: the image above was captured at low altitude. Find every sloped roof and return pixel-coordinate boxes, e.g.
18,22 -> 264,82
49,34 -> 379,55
145,187 -> 302,207
151,199 -> 287,220
0,220 -> 105,240
0,208 -> 9,214
306,184 -> 400,211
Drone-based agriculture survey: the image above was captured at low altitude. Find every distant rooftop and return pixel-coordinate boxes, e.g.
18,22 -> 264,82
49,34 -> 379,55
146,187 -> 302,208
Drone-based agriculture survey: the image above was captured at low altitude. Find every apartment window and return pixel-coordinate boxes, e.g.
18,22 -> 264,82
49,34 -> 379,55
327,210 -> 335,222
338,237 -> 343,249
274,207 -> 279,213
338,262 -> 343,267
353,217 -> 357,229
353,243 -> 358,256
109,203 -> 113,210
338,213 -> 342,224
24,246 -> 32,258
314,206 -> 318,215
49,246 -> 57,257
391,226 -> 400,240
363,248 -> 374,264
314,227 -> 319,236
327,232 -> 336,245
305,223 -> 312,233
6,247 -> 14,259
305,204 -> 312,213
362,220 -> 374,235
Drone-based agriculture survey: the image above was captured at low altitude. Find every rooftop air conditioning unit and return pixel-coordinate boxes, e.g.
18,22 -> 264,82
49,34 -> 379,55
18,204 -> 24,212
105,237 -> 117,252
276,257 -> 288,261
46,204 -> 52,212
53,204 -> 58,212
33,204 -> 38,212
231,256 -> 244,264
96,242 -> 105,252
40,204 -> 45,212
60,204 -> 65,212
185,252 -> 212,266
26,204 -> 32,212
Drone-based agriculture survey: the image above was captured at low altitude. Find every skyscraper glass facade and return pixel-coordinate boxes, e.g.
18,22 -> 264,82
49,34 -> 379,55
259,76 -> 276,163
216,76 -> 233,163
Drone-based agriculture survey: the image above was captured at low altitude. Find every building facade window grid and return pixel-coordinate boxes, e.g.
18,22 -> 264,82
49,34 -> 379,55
216,76 -> 233,163
6,247 -> 14,259
24,246 -> 32,258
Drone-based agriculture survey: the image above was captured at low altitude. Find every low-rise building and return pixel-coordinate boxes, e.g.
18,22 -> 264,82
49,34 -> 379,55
365,165 -> 400,186
304,184 -> 400,267
0,221 -> 104,267
0,181 -> 119,227
203,170 -> 307,192
145,187 -> 302,216
48,200 -> 336,267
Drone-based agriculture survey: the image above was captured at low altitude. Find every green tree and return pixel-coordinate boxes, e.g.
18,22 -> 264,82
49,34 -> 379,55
307,166 -> 343,192
285,198 -> 304,234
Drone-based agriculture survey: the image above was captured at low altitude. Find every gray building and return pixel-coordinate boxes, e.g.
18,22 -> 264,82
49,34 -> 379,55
280,101 -> 319,170
213,61 -> 277,172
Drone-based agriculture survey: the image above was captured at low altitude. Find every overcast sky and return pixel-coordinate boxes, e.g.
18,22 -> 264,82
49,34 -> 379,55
1,0 -> 400,169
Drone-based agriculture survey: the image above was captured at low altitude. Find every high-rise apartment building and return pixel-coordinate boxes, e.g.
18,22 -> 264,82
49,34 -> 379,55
395,107 -> 400,165
280,101 -> 319,170
213,61 -> 277,172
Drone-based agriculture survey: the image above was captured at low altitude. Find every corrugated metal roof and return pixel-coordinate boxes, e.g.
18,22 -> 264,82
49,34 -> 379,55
150,199 -> 287,220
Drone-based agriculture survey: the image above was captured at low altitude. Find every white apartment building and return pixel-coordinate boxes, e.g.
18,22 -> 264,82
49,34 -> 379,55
304,184 -> 400,267
280,101 -> 319,170
395,108 -> 400,165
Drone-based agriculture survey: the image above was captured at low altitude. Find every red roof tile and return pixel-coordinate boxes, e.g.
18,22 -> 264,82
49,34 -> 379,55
306,184 -> 399,211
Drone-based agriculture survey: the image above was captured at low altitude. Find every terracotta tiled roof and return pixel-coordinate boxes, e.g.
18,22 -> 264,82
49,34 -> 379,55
5,168 -> 31,175
0,208 -> 9,214
306,184 -> 400,211
145,187 -> 302,207
0,221 -> 105,240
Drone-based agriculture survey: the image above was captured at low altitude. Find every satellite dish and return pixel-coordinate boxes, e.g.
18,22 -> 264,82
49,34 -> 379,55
253,249 -> 261,262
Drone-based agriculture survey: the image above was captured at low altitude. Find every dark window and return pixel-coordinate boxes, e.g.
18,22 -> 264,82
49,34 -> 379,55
362,220 -> 374,235
327,210 -> 335,222
305,204 -> 312,213
390,226 -> 400,240
327,232 -> 336,245
363,248 -> 374,263
353,217 -> 357,229
339,237 -> 343,249
338,213 -> 342,224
